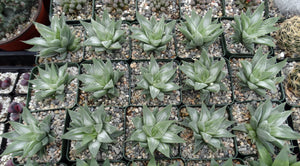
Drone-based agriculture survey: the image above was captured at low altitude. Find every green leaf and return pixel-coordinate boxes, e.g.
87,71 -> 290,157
88,141 -> 101,158
156,104 -> 172,122
157,143 -> 170,157
143,105 -> 156,126
161,131 -> 185,143
147,137 -> 160,155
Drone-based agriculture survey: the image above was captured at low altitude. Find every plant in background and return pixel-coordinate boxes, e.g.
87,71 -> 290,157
210,158 -> 242,166
23,15 -> 81,60
0,77 -> 11,89
275,16 -> 300,58
103,0 -> 130,14
81,10 -> 125,54
231,4 -> 279,53
127,105 -> 185,158
59,0 -> 86,14
62,105 -> 123,158
237,47 -> 286,97
179,50 -> 227,101
29,63 -> 74,101
20,73 -> 30,86
78,58 -> 124,99
131,13 -> 176,54
76,158 -> 110,166
132,158 -> 180,166
233,100 -> 300,154
0,0 -> 35,39
286,63 -> 300,98
0,108 -> 55,158
183,104 -> 235,153
8,102 -> 25,121
235,0 -> 260,11
179,10 -> 223,50
136,56 -> 180,101
148,0 -> 171,12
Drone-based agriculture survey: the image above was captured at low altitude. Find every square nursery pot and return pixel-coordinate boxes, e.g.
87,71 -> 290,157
12,109 -> 68,165
130,60 -> 181,106
290,107 -> 300,153
94,0 -> 136,21
180,0 -> 223,19
36,24 -> 85,65
71,160 -> 127,166
84,22 -> 131,61
185,158 -> 245,166
78,60 -> 130,107
0,122 -> 9,154
50,0 -> 94,23
128,158 -> 184,166
179,105 -> 237,160
229,55 -> 284,103
131,23 -> 177,60
26,63 -> 79,112
137,0 -> 180,20
66,106 -> 125,162
0,67 -> 20,95
0,95 -> 12,123
220,17 -> 273,58
180,57 -> 233,106
124,106 -> 180,160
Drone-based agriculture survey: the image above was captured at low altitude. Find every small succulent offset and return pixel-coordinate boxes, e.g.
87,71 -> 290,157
8,102 -> 25,121
127,105 -> 185,158
136,56 -> 180,101
148,0 -> 171,12
286,63 -> 300,97
20,73 -> 30,86
183,104 -> 235,153
231,4 -> 279,53
0,77 -> 11,89
180,50 -> 227,100
0,108 -> 55,158
76,158 -> 110,166
62,105 -> 123,158
179,10 -> 223,50
103,0 -> 130,13
233,100 -> 300,154
59,0 -> 86,14
131,13 -> 176,54
23,15 -> 81,60
78,58 -> 124,99
235,0 -> 260,10
81,10 -> 125,54
29,63 -> 74,101
237,47 -> 286,97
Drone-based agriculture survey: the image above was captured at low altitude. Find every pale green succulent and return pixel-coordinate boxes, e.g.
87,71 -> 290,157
62,105 -> 123,158
23,15 -> 81,60
131,12 -> 176,54
127,105 -> 185,158
60,0 -> 86,14
237,47 -> 287,97
0,108 -> 55,158
29,63 -> 74,101
136,56 -> 180,101
231,4 -> 279,52
180,50 -> 227,100
81,10 -> 125,53
183,104 -> 235,153
76,158 -> 110,166
179,9 -> 223,50
77,58 -> 124,99
233,100 -> 300,154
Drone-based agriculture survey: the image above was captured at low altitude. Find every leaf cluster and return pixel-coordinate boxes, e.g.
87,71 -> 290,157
60,0 -> 86,14
76,158 -> 110,166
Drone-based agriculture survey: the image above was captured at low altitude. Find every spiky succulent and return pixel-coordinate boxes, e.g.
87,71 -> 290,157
287,63 -> 300,97
62,105 -> 123,158
179,10 -> 223,50
60,0 -> 86,14
180,50 -> 227,100
231,4 -> 279,53
78,58 -> 124,99
23,15 -> 81,60
103,0 -> 130,13
131,13 -> 176,54
136,56 -> 180,101
80,10 -> 125,54
127,105 -> 185,158
233,100 -> 300,154
237,47 -> 287,97
29,63 -> 73,101
0,108 -> 55,158
148,0 -> 171,12
76,158 -> 110,166
183,104 -> 235,153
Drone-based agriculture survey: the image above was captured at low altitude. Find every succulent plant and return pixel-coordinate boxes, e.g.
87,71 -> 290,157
148,0 -> 171,13
0,0 -> 35,39
231,4 -> 279,53
20,73 -> 30,86
29,63 -> 74,101
233,100 -> 300,154
275,16 -> 300,57
237,47 -> 286,97
127,105 -> 185,158
61,105 -> 123,158
210,158 -> 242,166
1,77 -> 11,89
76,158 -> 110,166
23,15 -> 81,60
179,50 -> 227,101
136,56 -> 180,101
132,158 -> 180,166
179,10 -> 223,50
8,102 -> 25,121
0,107 -> 55,158
235,0 -> 260,10
183,104 -> 235,153
59,0 -> 86,14
131,13 -> 176,54
286,63 -> 300,97
80,10 -> 125,54
78,58 -> 124,99
189,0 -> 212,7
103,0 -> 130,14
